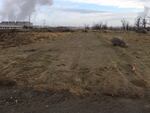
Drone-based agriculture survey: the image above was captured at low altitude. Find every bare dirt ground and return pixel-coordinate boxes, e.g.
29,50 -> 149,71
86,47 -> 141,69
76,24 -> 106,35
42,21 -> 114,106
0,31 -> 150,113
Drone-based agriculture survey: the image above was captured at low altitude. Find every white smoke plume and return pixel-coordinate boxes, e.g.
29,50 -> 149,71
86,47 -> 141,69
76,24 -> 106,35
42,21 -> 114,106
139,0 -> 150,17
0,0 -> 53,21
139,6 -> 150,18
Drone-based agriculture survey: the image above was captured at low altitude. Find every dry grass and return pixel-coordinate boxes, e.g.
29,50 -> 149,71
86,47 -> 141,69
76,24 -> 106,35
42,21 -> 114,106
0,31 -> 150,98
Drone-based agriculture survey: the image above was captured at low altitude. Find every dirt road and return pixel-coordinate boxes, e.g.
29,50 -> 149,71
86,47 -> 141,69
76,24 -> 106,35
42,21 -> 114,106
0,87 -> 150,113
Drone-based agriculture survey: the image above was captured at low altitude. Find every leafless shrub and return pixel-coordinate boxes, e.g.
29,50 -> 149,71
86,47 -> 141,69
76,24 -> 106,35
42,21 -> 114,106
135,17 -> 142,30
92,23 -> 102,30
83,25 -> 90,32
92,23 -> 108,30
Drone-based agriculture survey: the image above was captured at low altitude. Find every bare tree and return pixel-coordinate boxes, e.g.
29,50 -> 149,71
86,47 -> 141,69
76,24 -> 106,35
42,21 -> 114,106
134,16 -> 149,33
92,23 -> 102,30
92,22 -> 108,30
142,17 -> 147,29
135,16 -> 149,30
84,24 -> 90,32
121,19 -> 130,31
135,17 -> 141,30
102,23 -> 108,30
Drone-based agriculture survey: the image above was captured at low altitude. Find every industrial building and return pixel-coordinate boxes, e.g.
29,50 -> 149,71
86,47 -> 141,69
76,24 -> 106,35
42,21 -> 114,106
0,21 -> 33,29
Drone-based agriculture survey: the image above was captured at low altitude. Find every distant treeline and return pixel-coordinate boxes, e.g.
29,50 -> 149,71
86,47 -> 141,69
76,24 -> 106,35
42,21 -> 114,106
84,16 -> 150,33
0,16 -> 150,33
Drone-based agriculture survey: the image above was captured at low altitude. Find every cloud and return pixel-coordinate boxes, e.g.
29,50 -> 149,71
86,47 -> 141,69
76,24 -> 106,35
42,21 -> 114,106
33,7 -> 138,27
64,0 -> 149,9
59,8 -> 108,14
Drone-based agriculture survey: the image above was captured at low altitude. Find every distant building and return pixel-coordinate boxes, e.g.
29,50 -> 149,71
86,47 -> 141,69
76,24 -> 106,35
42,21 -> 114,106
0,21 -> 33,29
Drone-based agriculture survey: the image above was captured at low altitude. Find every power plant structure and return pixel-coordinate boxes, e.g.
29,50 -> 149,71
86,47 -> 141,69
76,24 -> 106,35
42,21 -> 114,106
0,21 -> 33,29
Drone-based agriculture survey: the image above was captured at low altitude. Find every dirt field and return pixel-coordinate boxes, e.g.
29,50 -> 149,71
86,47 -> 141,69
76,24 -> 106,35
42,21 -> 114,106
0,31 -> 150,113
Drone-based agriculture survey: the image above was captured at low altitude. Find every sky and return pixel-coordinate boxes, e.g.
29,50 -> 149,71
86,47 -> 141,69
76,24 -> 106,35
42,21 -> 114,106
0,0 -> 150,26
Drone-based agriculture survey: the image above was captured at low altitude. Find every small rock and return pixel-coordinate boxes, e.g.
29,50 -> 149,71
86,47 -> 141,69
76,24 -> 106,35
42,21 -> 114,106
45,105 -> 49,108
15,99 -> 18,104
10,96 -> 13,99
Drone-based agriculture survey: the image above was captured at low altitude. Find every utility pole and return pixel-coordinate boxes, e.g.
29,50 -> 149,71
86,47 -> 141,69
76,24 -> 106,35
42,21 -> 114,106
28,15 -> 32,27
43,19 -> 46,27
